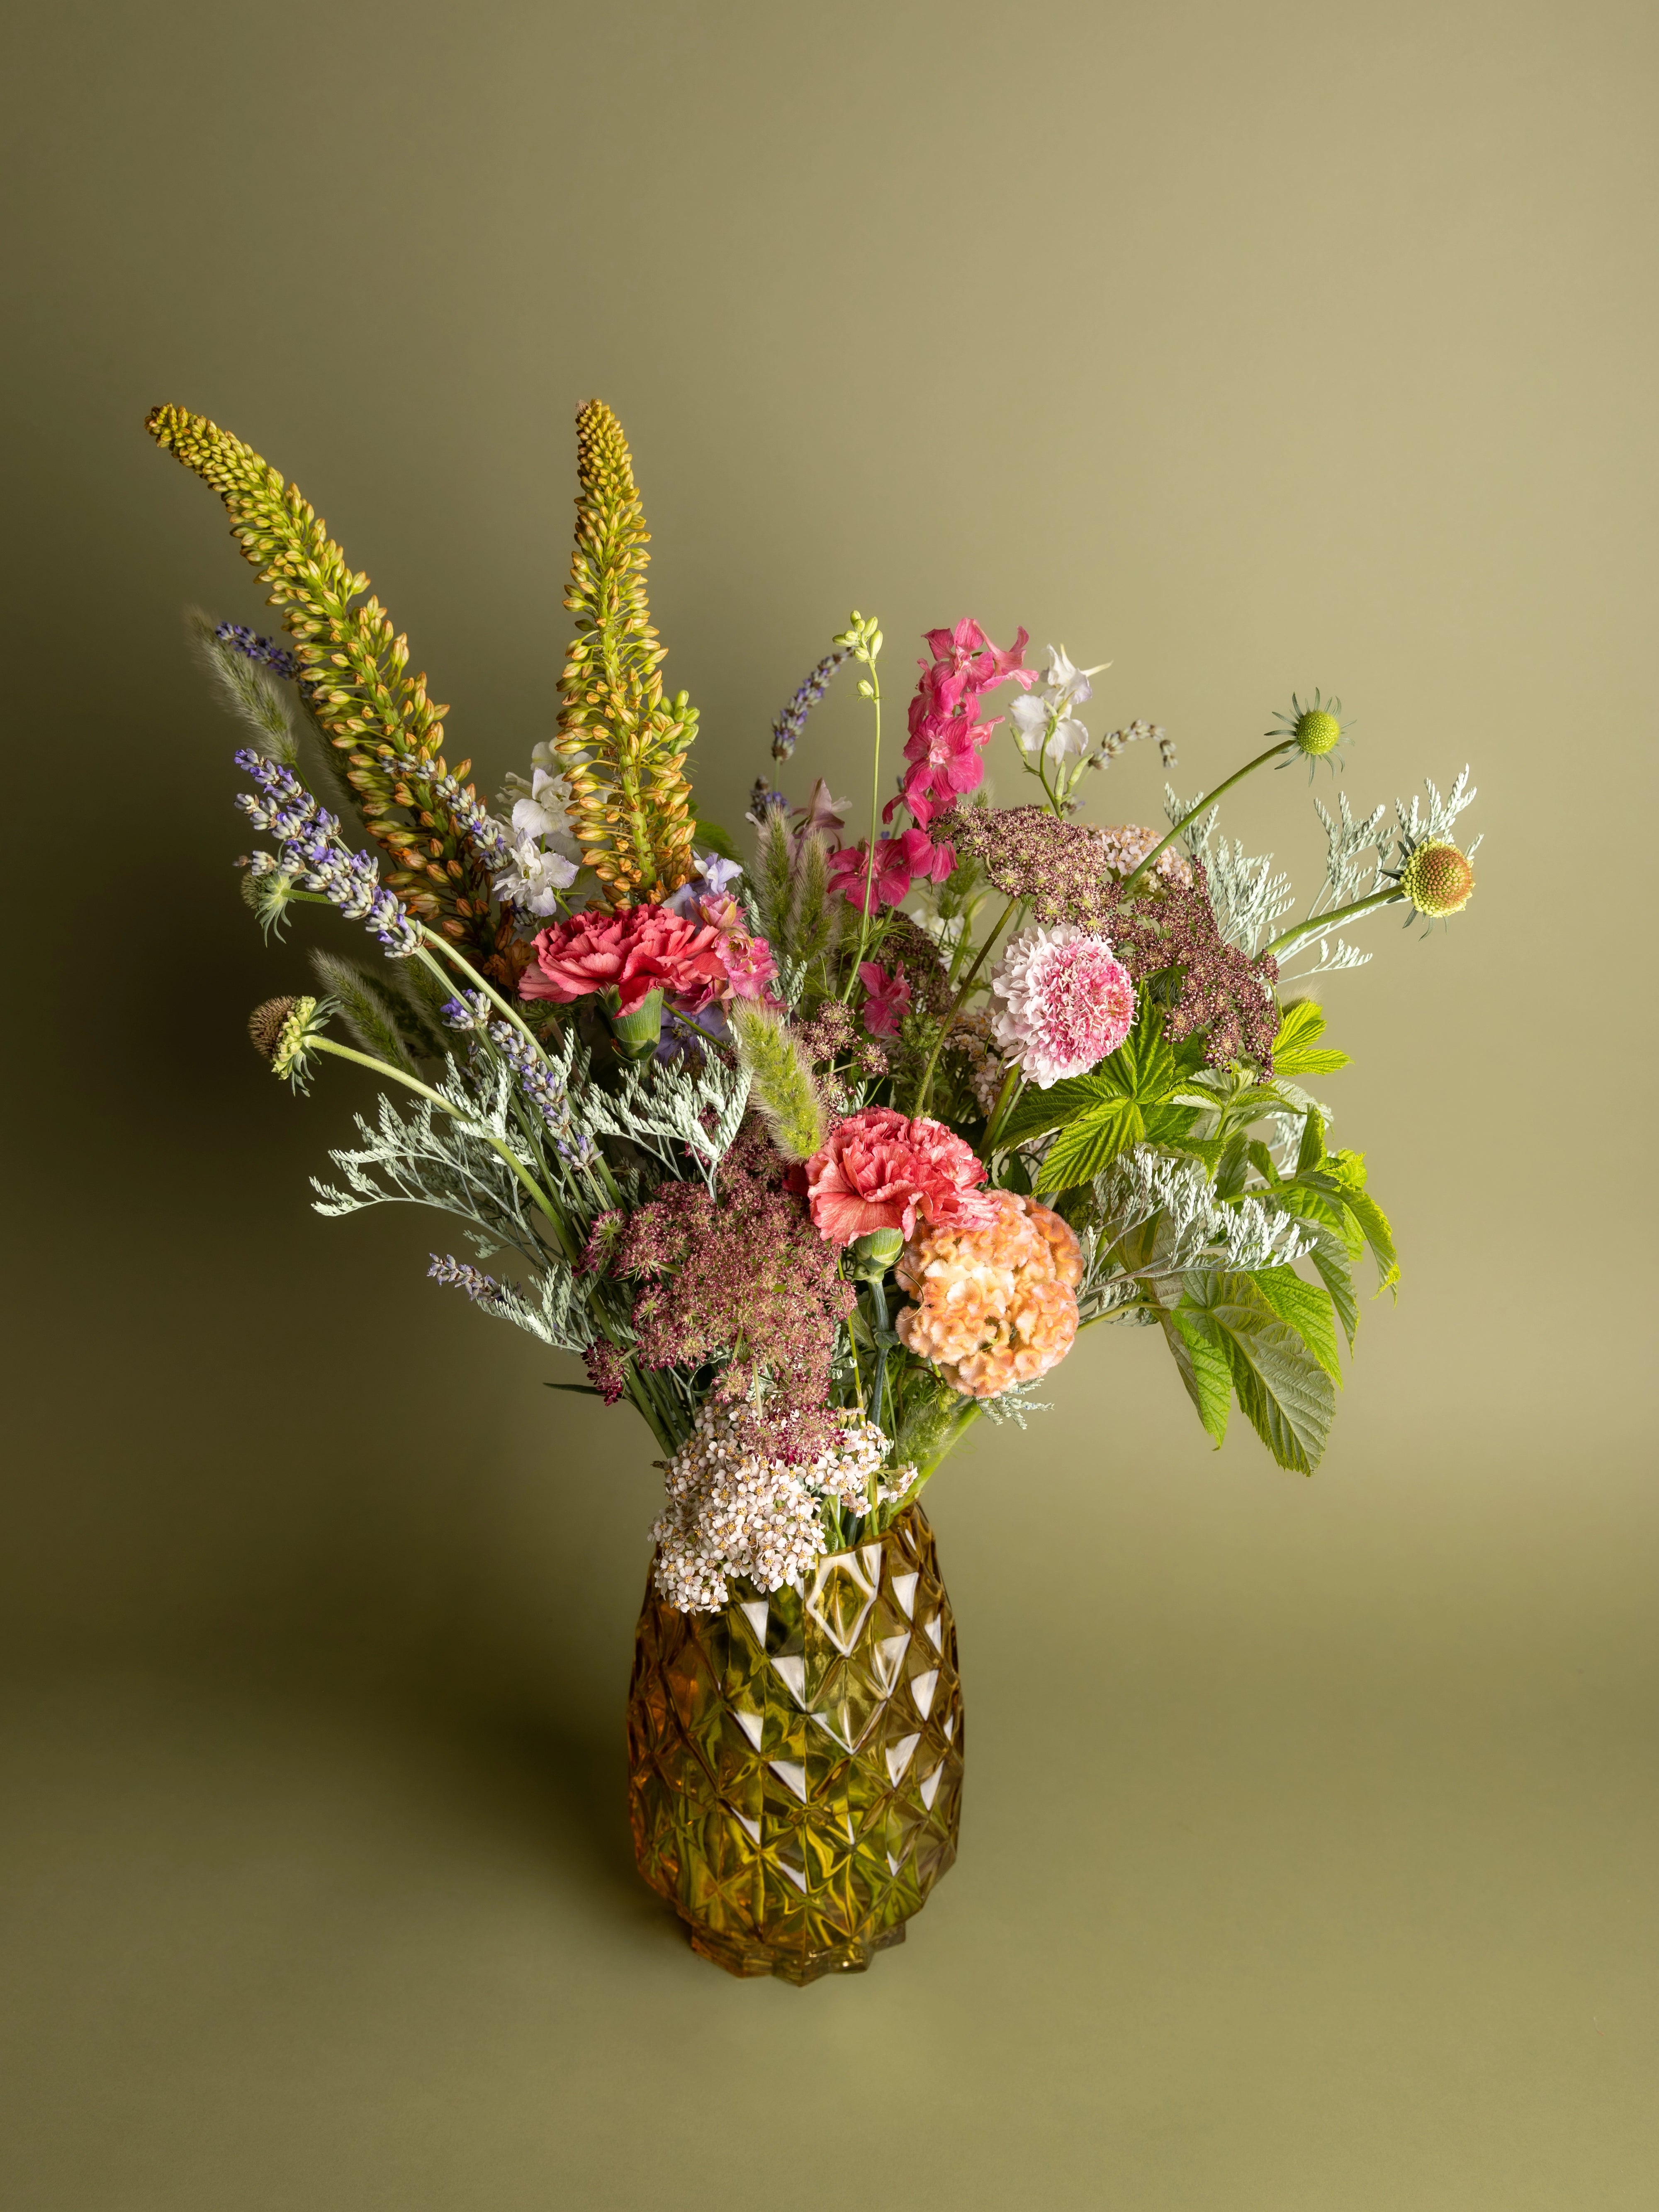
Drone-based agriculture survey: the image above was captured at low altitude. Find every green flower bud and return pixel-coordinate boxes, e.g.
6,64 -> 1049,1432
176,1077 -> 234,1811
1269,689 -> 1350,770
851,1226 -> 904,1278
608,987 -> 664,1062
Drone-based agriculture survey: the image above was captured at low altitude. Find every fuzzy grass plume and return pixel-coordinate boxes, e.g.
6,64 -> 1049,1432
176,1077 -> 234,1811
730,1000 -> 826,1161
556,402 -> 699,905
146,404 -> 512,975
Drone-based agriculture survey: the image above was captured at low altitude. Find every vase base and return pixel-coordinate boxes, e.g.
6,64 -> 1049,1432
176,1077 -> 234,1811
684,1914 -> 908,1986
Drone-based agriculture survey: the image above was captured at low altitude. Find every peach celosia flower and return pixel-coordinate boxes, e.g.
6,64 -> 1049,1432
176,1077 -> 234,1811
895,1190 -> 1082,1399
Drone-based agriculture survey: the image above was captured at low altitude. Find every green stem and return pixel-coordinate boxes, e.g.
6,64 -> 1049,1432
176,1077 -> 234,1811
1262,884 -> 1404,961
844,662 -> 885,998
890,1399 -> 985,1514
867,1275 -> 893,1444
310,1037 -> 575,1253
415,929 -> 544,1055
982,1063 -> 1022,1152
1121,740 -> 1294,892
911,893 -> 1020,1117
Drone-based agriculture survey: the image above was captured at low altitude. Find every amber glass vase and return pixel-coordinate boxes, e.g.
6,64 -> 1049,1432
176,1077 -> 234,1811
626,1505 -> 964,1983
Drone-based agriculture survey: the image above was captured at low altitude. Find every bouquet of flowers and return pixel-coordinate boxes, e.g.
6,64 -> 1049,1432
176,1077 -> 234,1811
148,397 -> 1479,1976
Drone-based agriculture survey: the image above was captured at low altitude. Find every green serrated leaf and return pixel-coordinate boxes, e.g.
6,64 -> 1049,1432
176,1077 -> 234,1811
1182,1272 -> 1336,1472
1272,999 -> 1353,1077
1228,1328 -> 1335,1474
1000,1072 -> 1119,1147
1250,1265 -> 1343,1382
1142,1102 -> 1202,1147
1037,1102 -> 1143,1190
1246,1138 -> 1281,1187
1309,1239 -> 1359,1349
1322,1153 -> 1399,1287
1275,1176 -> 1366,1259
1297,1107 -> 1326,1174
1169,1133 -> 1227,1172
1214,1132 -> 1251,1200
1345,1190 -> 1399,1290
1163,1308 -> 1232,1447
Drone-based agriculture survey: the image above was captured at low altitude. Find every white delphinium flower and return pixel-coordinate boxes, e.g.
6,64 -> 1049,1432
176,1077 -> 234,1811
494,742 -> 582,915
1009,644 -> 1109,764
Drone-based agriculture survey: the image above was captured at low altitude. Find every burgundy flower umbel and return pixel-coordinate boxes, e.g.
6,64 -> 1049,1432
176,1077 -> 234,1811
593,1121 -> 854,1453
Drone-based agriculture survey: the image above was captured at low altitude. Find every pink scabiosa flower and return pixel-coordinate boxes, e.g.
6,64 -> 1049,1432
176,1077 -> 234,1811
990,922 -> 1137,1087
895,1190 -> 1082,1399
520,903 -> 731,1012
804,1107 -> 995,1246
857,961 -> 912,1039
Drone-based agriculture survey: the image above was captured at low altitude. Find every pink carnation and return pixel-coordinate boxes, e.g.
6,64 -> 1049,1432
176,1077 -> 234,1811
989,922 -> 1137,1086
805,1106 -> 995,1246
520,903 -> 731,1013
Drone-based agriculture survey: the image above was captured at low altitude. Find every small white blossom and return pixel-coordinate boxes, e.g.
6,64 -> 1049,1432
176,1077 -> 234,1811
494,747 -> 583,915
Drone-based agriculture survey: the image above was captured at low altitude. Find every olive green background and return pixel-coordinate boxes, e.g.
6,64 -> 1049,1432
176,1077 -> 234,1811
3,0 -> 1655,2205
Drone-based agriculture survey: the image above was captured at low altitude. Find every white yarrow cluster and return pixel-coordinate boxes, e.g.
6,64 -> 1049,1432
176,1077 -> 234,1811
650,1404 -> 913,1612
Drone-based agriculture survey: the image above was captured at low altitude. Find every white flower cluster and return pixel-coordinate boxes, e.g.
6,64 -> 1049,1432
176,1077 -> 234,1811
650,1404 -> 912,1613
493,741 -> 582,915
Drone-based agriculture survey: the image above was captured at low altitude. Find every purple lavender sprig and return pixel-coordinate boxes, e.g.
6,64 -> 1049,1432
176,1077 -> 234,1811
234,749 -> 421,956
424,767 -> 511,870
439,992 -> 595,1166
489,1022 -> 595,1167
771,646 -> 852,762
428,1253 -> 508,1305
216,622 -> 299,683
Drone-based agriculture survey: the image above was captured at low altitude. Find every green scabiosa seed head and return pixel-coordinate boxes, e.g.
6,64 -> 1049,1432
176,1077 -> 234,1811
241,855 -> 299,940
1397,838 -> 1475,919
1269,689 -> 1352,775
249,993 -> 332,1091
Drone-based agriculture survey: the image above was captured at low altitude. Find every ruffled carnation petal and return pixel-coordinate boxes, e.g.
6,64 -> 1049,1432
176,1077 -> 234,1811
989,922 -> 1137,1087
804,1107 -> 992,1248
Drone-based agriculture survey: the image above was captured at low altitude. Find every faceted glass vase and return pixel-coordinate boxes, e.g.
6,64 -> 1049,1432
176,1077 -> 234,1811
626,1505 -> 964,1984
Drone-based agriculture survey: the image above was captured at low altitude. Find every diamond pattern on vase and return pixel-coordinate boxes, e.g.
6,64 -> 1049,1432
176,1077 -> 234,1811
805,1550 -> 879,1655
626,1504 -> 965,1985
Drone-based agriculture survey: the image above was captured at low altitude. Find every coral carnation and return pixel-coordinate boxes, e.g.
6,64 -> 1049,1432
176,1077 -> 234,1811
895,1190 -> 1082,1399
990,923 -> 1136,1086
520,902 -> 734,1013
805,1106 -> 995,1246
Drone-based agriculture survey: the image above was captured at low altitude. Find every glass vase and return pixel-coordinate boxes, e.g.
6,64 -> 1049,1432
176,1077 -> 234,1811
626,1504 -> 964,1984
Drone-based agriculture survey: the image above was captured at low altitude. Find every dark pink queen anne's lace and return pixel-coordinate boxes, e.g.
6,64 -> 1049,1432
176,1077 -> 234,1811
601,1121 -> 855,1455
